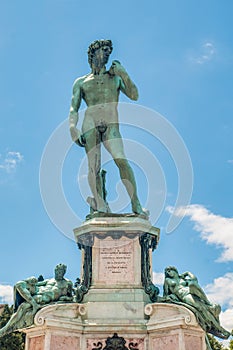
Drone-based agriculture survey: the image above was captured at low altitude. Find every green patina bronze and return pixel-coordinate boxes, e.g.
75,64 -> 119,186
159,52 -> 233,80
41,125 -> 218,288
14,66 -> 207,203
0,264 -> 73,336
69,39 -> 145,216
161,266 -> 230,340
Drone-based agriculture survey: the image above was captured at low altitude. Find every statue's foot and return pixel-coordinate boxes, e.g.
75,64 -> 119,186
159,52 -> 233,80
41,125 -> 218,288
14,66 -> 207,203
132,200 -> 149,217
97,205 -> 110,213
132,199 -> 142,214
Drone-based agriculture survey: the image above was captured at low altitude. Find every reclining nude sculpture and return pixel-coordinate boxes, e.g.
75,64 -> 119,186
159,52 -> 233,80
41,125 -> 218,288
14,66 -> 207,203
0,264 -> 73,336
161,266 -> 230,340
69,39 -> 146,216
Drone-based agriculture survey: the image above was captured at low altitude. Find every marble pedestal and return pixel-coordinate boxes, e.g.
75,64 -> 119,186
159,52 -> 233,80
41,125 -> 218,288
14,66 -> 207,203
145,303 -> 206,350
23,303 -> 206,350
23,216 -> 207,350
74,216 -> 159,301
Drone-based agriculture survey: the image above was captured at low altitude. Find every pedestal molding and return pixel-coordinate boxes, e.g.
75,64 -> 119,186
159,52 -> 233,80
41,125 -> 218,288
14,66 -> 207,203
74,217 -> 160,239
34,303 -> 87,326
145,303 -> 198,329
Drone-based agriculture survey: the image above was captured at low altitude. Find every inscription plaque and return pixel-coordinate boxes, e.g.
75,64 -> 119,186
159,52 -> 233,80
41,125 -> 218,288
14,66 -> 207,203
98,238 -> 134,284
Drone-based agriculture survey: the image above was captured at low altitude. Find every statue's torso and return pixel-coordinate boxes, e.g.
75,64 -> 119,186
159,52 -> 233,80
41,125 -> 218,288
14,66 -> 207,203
37,279 -> 69,299
80,73 -> 121,131
81,73 -> 120,106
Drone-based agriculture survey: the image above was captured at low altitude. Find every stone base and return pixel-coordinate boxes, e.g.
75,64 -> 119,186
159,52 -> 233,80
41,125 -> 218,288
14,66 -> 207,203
23,304 -> 85,350
23,218 -> 206,349
145,303 -> 207,350
74,216 -> 160,291
23,303 -> 207,350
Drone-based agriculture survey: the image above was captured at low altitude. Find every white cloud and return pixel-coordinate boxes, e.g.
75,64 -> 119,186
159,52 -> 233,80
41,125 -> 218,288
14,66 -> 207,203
0,151 -> 23,173
205,273 -> 233,307
220,309 -> 233,332
153,272 -> 164,286
0,284 -> 13,304
191,42 -> 216,65
205,273 -> 233,332
167,204 -> 233,262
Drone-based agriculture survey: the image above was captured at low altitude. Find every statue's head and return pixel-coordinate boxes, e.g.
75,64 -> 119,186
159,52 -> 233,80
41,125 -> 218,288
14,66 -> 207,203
164,266 -> 178,277
25,277 -> 38,294
87,39 -> 113,68
55,263 -> 67,280
26,276 -> 38,285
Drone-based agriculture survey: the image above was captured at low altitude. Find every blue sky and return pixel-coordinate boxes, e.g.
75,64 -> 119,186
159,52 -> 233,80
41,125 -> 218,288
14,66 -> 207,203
0,0 -> 233,338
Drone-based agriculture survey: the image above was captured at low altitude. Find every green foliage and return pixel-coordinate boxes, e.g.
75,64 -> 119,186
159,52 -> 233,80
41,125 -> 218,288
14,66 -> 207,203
229,339 -> 233,350
208,334 -> 224,349
207,334 -> 232,350
0,304 -> 25,350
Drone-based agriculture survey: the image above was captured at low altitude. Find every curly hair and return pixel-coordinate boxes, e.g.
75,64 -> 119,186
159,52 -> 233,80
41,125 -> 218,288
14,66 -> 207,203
55,263 -> 67,273
87,39 -> 113,66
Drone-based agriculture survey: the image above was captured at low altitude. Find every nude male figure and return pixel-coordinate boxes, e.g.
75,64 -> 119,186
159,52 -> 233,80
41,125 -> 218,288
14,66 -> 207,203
0,264 -> 74,336
69,39 -> 144,215
34,263 -> 73,304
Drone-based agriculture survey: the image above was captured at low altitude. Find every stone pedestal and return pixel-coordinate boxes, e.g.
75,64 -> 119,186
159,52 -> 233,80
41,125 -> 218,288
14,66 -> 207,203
73,216 -> 160,305
23,303 -> 206,350
23,216 -> 207,350
24,304 -> 85,350
145,303 -> 206,350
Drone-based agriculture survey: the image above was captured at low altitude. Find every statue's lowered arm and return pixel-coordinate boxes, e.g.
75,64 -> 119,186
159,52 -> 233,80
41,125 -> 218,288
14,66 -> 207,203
69,79 -> 84,146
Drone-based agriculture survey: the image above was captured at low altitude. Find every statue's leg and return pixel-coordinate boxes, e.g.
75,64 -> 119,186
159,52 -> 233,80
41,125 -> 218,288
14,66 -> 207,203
0,303 -> 31,336
103,125 -> 143,214
84,128 -> 108,212
182,294 -> 227,336
190,282 -> 213,305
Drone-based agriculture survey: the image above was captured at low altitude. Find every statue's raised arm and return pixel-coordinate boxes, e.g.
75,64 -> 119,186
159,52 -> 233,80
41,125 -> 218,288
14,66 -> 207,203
109,60 -> 139,100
